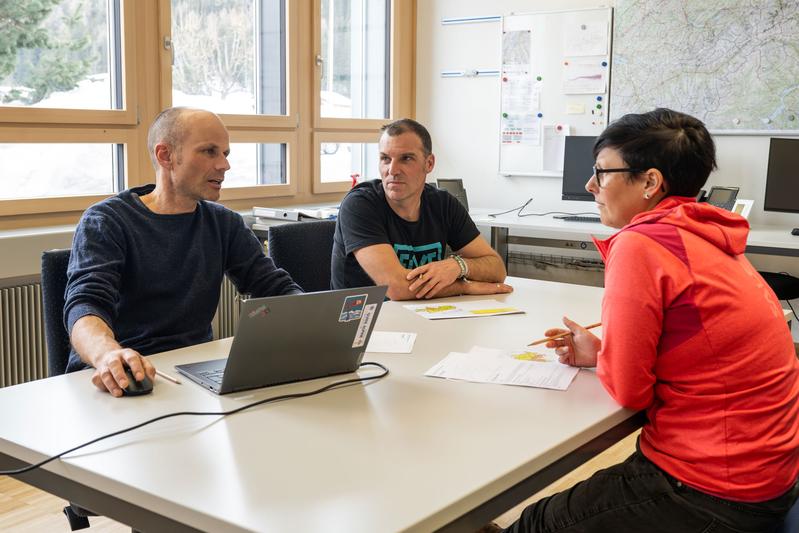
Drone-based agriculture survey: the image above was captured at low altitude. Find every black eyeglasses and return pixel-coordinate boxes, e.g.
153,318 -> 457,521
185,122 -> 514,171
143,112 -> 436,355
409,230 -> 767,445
592,166 -> 644,187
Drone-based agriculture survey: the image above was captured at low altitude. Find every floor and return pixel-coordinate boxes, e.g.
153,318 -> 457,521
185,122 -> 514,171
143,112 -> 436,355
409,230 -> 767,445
0,430 -> 641,532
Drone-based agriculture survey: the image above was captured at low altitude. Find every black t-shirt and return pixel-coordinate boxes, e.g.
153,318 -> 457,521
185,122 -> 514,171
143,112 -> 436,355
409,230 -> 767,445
331,179 -> 480,290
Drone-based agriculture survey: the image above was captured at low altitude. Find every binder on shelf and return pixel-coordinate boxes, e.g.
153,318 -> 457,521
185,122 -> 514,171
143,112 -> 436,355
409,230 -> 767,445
252,206 -> 339,222
252,207 -> 301,221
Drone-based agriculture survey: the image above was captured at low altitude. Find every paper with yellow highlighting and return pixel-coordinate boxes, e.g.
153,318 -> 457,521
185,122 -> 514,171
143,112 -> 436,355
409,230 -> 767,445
403,299 -> 524,320
424,345 -> 579,390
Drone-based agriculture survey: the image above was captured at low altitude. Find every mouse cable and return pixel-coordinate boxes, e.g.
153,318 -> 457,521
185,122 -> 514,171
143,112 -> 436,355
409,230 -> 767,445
487,198 -> 533,217
0,361 -> 389,477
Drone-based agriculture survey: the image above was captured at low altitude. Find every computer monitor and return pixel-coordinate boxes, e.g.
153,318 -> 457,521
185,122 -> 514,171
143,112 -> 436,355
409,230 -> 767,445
436,178 -> 469,211
764,137 -> 799,214
561,136 -> 596,201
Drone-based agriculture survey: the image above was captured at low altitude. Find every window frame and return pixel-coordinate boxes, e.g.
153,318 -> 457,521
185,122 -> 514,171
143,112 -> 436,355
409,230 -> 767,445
0,0 -> 416,227
313,130 -> 380,194
0,126 -> 138,216
0,0 -> 138,126
311,0 -> 415,193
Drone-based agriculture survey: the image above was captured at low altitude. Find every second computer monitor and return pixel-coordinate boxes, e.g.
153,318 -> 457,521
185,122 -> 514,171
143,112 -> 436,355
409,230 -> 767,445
562,135 -> 596,201
436,178 -> 469,211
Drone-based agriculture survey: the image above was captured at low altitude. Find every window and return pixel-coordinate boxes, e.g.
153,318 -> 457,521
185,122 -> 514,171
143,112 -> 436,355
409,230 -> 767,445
0,0 -> 122,111
226,143 -> 287,187
312,0 -> 413,194
320,142 -> 378,184
0,143 -> 122,199
0,0 -> 414,226
171,0 -> 286,116
319,0 -> 389,119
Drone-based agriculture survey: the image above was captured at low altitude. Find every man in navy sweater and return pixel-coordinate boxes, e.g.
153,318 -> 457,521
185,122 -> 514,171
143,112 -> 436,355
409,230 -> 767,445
65,107 -> 302,397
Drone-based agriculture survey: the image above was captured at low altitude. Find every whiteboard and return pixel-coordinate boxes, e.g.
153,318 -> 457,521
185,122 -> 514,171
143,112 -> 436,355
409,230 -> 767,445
498,7 -> 613,177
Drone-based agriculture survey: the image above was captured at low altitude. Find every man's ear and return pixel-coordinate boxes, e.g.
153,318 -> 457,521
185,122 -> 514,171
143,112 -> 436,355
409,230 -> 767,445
154,143 -> 173,170
425,153 -> 436,174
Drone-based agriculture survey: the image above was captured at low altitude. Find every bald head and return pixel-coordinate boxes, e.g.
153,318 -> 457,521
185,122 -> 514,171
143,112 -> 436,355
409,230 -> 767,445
147,107 -> 222,169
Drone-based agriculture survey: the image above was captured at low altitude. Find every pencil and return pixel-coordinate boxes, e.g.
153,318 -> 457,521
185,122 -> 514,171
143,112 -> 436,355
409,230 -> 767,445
528,322 -> 602,346
155,369 -> 181,384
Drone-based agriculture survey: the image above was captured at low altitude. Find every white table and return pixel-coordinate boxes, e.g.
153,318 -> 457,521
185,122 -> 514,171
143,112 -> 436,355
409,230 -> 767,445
0,278 -> 641,532
472,210 -> 799,267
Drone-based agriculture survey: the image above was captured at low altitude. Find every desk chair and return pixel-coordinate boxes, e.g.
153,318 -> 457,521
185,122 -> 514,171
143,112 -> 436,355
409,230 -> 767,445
41,249 -> 97,530
760,271 -> 799,320
41,249 -> 72,377
776,498 -> 799,533
267,220 -> 336,292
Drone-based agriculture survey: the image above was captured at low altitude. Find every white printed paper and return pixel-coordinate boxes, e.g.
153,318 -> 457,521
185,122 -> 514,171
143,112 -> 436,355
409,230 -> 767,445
366,331 -> 417,354
424,346 -> 579,391
403,300 -> 524,320
563,17 -> 608,56
542,124 -> 570,172
563,60 -> 607,94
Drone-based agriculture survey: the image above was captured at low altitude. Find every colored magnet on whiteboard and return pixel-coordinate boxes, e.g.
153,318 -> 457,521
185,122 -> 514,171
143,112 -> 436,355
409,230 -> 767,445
537,112 -> 543,118
596,96 -> 603,101
502,77 -> 508,82
596,104 -> 602,109
601,61 -> 608,67
564,61 -> 569,65
556,124 -> 563,131
536,76 -> 542,81
789,115 -> 796,121
502,113 -> 508,118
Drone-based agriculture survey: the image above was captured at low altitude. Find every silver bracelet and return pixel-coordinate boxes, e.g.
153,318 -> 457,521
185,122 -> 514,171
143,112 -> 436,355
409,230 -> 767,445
451,254 -> 468,279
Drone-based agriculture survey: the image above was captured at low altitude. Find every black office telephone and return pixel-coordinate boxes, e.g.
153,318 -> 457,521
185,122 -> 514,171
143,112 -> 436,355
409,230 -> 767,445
702,186 -> 739,211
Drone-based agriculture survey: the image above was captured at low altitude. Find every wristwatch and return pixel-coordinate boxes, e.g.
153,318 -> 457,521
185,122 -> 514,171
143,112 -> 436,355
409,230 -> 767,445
451,254 -> 469,279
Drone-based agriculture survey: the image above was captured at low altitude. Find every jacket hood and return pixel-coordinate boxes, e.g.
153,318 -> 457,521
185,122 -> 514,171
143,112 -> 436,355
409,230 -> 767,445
594,196 -> 750,259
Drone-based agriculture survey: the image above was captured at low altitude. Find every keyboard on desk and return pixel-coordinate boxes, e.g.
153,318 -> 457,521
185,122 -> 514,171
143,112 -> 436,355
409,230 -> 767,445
556,215 -> 602,223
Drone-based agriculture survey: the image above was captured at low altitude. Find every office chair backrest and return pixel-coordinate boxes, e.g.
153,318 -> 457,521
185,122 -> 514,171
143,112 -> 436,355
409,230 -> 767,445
759,271 -> 799,301
41,249 -> 72,377
267,220 -> 337,292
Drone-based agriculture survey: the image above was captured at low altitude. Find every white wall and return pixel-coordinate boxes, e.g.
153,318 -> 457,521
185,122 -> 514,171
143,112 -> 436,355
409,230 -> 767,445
416,0 -> 799,275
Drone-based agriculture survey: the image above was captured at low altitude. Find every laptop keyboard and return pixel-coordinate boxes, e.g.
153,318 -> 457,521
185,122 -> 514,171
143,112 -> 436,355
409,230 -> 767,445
198,369 -> 225,385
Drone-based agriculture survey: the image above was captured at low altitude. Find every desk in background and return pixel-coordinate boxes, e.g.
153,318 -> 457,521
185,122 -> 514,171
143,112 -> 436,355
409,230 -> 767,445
472,210 -> 799,267
0,277 -> 641,532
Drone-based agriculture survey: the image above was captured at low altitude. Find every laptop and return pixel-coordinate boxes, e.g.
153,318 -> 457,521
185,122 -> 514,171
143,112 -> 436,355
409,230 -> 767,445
175,286 -> 388,394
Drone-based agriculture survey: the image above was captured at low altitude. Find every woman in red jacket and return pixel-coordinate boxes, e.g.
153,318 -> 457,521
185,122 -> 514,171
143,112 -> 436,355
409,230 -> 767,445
504,109 -> 799,532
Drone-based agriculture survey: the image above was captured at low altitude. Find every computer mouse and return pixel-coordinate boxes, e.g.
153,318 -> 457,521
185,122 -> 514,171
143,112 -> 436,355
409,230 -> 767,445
121,366 -> 153,396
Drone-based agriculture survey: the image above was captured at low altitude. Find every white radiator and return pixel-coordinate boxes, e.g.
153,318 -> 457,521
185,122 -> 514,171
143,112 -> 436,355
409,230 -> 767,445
0,277 -> 241,388
0,283 -> 47,387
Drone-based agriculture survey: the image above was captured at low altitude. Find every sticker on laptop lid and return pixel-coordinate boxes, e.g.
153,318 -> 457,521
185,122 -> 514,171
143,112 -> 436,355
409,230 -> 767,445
339,294 -> 368,322
353,303 -> 377,348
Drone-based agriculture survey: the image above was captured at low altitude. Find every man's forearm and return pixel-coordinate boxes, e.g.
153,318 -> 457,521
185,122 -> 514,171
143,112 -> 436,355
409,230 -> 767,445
462,254 -> 507,282
70,315 -> 123,368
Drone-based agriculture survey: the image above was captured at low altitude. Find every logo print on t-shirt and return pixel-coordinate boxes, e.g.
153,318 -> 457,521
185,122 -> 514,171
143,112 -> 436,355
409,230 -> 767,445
393,242 -> 443,269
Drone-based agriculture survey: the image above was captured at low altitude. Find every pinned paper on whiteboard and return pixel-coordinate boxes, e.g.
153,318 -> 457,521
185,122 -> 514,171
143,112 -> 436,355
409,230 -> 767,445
563,60 -> 607,94
501,116 -> 541,145
563,15 -> 608,56
542,124 -> 570,172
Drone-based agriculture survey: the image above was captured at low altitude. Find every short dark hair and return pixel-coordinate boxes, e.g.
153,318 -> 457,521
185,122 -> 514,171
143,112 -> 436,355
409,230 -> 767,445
593,108 -> 717,197
380,118 -> 433,156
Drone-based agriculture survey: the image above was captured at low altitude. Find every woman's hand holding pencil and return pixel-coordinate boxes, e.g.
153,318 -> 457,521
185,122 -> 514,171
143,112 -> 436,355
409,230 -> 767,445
531,317 -> 602,367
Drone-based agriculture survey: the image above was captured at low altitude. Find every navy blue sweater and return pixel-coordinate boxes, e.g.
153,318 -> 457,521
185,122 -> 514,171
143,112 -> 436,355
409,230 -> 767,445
64,185 -> 301,372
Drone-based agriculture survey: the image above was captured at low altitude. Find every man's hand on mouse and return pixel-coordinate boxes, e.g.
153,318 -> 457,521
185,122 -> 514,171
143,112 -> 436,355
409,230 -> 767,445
91,349 -> 155,397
